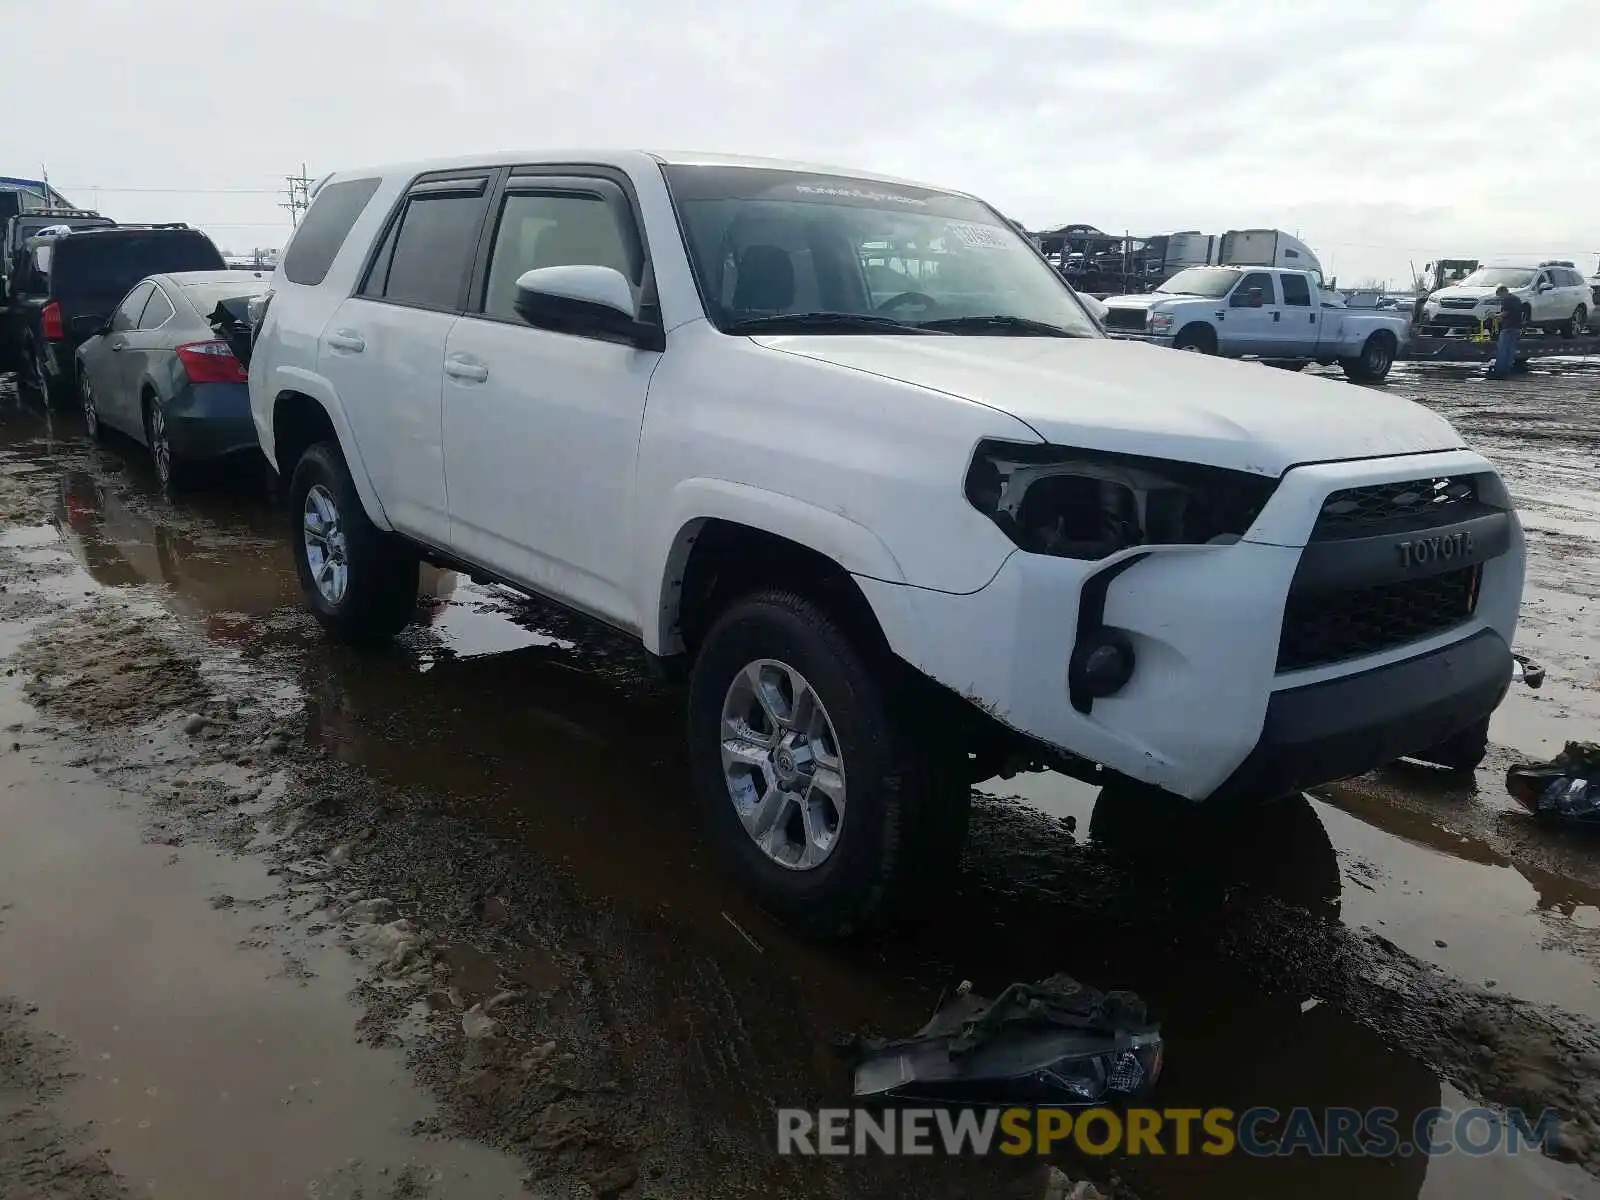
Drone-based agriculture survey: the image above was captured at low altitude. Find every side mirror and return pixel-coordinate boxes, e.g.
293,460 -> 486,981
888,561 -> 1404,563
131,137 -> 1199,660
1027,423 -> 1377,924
1537,281 -> 1553,293
70,314 -> 104,338
513,265 -> 662,350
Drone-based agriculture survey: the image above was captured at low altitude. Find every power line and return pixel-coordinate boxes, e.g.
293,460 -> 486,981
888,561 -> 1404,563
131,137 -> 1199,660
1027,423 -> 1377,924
49,185 -> 286,195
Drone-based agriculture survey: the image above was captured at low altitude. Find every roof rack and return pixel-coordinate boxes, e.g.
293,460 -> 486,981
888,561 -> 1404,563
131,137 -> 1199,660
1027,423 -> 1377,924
15,207 -> 105,221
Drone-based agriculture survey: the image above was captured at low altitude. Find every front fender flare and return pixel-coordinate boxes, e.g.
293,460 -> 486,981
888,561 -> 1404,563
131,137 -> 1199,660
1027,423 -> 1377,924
643,478 -> 911,656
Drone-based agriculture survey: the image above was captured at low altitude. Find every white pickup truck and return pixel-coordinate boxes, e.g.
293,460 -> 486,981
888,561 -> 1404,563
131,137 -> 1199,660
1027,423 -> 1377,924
1099,266 -> 1410,382
249,151 -> 1523,937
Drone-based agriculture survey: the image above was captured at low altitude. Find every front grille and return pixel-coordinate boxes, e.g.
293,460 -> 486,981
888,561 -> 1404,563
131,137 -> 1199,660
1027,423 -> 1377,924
1424,313 -> 1481,330
1313,475 -> 1483,538
1277,566 -> 1479,672
1101,307 -> 1147,331
1438,298 -> 1481,309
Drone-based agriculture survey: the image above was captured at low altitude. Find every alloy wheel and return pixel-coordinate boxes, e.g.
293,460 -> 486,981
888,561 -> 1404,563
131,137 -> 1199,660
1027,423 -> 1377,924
719,658 -> 847,871
302,483 -> 350,605
149,405 -> 172,487
80,376 -> 98,437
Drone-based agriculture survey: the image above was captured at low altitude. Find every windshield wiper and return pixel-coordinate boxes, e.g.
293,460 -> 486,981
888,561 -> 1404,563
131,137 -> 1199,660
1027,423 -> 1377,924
916,314 -> 1083,337
723,312 -> 931,334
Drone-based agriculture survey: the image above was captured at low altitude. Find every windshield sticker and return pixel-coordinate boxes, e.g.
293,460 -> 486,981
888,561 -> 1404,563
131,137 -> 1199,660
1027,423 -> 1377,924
792,184 -> 928,206
950,221 -> 1013,250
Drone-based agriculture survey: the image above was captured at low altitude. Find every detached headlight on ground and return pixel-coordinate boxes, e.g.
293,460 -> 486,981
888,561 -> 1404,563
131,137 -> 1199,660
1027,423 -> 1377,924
964,440 -> 1279,561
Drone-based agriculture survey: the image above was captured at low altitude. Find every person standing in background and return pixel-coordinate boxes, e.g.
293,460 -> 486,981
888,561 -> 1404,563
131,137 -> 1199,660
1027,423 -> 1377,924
1488,285 -> 1524,378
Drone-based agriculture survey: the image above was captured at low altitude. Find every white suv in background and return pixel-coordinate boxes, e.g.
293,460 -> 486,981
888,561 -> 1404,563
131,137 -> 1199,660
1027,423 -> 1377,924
1420,262 -> 1591,337
248,150 -> 1525,936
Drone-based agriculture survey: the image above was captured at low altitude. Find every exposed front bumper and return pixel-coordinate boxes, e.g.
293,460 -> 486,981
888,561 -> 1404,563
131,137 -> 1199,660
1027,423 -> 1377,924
856,448 -> 1524,803
1106,331 -> 1176,347
1211,628 -> 1511,802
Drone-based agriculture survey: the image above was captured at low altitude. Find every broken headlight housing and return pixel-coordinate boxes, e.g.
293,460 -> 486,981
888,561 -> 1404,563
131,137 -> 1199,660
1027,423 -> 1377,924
964,440 -> 1278,560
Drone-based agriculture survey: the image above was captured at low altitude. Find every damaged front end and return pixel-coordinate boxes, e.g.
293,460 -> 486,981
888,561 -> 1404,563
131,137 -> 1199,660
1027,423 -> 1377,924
839,973 -> 1162,1107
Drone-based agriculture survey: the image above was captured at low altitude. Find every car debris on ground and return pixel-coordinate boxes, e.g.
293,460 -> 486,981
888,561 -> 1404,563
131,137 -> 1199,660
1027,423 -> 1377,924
839,973 -> 1161,1106
1508,741 -> 1600,823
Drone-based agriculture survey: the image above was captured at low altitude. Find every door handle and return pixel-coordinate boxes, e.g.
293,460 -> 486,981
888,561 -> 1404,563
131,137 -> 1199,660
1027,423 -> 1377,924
326,331 -> 365,352
1272,311 -> 1281,322
444,358 -> 488,383
1310,313 -> 1317,323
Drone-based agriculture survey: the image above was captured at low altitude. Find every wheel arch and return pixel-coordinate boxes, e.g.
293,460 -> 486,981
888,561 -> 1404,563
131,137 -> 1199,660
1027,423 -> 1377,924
1172,320 -> 1217,351
269,384 -> 392,531
646,481 -> 913,659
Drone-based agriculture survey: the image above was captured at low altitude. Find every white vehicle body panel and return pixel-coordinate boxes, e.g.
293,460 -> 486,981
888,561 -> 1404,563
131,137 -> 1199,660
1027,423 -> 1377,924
248,148 -> 1526,805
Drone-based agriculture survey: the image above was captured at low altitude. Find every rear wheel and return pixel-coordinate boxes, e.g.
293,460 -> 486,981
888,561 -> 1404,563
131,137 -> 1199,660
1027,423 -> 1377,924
687,590 -> 969,938
78,370 -> 102,440
1341,332 -> 1396,383
144,398 -> 185,493
288,441 -> 419,644
17,344 -> 61,407
1563,306 -> 1588,339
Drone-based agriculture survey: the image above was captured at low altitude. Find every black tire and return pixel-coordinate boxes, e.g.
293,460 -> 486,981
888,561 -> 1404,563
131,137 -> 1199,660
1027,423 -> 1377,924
17,343 -> 61,407
288,441 -> 419,644
687,590 -> 969,938
1172,324 -> 1216,354
1563,307 -> 1587,339
1341,332 -> 1396,383
1408,717 -> 1489,773
143,396 -> 187,494
1264,359 -> 1308,371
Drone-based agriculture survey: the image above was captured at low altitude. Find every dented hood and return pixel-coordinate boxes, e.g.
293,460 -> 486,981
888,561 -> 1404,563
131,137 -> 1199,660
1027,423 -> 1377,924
757,335 -> 1464,476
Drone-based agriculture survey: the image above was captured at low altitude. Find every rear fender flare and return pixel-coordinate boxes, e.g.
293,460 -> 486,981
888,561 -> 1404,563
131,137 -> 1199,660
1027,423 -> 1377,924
266,367 -> 392,531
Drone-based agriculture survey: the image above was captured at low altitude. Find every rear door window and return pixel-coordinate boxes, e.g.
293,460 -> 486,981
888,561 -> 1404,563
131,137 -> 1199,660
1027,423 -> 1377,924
282,177 -> 381,286
1280,273 -> 1312,306
479,189 -> 639,320
369,186 -> 490,312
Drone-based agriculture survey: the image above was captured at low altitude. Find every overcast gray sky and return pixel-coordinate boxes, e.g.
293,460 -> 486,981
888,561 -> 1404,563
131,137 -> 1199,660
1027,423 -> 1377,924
4,0 -> 1594,286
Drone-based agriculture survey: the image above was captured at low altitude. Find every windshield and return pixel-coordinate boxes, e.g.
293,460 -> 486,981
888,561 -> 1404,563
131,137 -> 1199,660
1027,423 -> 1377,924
662,164 -> 1099,336
1156,267 -> 1243,298
53,233 -> 225,296
1456,268 -> 1534,289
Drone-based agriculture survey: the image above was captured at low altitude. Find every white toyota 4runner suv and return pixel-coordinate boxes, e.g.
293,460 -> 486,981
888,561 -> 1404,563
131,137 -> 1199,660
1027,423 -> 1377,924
249,151 -> 1525,936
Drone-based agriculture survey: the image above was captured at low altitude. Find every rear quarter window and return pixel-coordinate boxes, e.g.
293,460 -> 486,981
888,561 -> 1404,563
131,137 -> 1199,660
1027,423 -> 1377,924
282,178 -> 381,286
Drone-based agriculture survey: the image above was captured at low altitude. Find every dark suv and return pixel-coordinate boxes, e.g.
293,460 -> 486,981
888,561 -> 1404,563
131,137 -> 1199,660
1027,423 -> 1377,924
9,225 -> 225,405
0,209 -> 115,370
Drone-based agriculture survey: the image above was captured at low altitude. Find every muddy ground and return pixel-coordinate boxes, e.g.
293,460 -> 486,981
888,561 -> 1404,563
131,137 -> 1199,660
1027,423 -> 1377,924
2,357 -> 1600,1199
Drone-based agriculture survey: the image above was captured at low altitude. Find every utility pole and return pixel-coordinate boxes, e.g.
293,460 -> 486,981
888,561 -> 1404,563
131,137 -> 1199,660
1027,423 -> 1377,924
282,163 -> 313,227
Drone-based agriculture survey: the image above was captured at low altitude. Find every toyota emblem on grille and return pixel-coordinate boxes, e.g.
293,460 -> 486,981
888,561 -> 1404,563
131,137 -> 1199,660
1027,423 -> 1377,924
1396,530 -> 1474,568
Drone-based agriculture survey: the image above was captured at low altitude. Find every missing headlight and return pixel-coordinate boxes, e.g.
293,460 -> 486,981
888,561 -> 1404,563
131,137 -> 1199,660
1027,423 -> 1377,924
965,440 -> 1279,560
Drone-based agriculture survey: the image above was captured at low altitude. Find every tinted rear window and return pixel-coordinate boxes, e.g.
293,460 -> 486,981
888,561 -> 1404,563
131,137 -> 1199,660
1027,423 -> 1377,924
181,280 -> 269,314
52,233 -> 225,296
282,177 -> 381,286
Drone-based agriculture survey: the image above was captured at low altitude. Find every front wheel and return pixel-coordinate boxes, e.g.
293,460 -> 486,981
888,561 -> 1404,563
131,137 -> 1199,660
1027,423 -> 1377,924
1341,333 -> 1395,383
1407,717 -> 1489,773
687,590 -> 969,938
288,441 -> 420,644
1172,325 -> 1217,354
